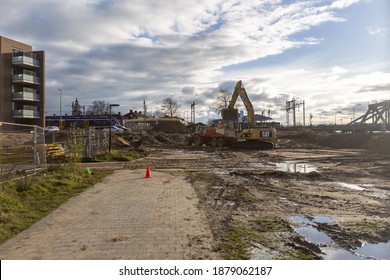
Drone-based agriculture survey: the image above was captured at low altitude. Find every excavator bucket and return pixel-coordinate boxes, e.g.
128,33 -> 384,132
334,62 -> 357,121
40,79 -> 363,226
221,108 -> 238,121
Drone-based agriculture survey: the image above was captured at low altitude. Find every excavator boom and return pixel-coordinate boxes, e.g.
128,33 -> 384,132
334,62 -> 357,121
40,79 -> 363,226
221,81 -> 256,127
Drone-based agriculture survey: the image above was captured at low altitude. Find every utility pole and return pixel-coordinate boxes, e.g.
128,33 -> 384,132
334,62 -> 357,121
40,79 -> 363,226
191,101 -> 195,123
286,98 -> 305,127
109,104 -> 120,152
58,88 -> 62,119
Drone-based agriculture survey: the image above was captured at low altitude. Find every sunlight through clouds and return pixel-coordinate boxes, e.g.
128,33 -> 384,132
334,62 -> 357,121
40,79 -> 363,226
0,0 -> 388,123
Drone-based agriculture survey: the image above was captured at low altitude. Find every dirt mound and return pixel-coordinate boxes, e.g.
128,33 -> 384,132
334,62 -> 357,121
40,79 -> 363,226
152,122 -> 189,133
362,134 -> 390,153
280,129 -> 390,154
318,133 -> 390,153
318,134 -> 373,149
0,132 -> 34,147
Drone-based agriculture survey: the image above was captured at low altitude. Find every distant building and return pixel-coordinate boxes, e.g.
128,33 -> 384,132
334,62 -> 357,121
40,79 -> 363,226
123,110 -> 146,119
71,98 -> 83,116
0,36 -> 45,126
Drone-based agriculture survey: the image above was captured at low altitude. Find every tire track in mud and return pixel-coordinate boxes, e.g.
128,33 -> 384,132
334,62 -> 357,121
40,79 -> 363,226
108,146 -> 390,259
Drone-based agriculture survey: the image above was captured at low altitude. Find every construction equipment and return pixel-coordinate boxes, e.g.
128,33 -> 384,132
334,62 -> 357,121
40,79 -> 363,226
185,80 -> 277,149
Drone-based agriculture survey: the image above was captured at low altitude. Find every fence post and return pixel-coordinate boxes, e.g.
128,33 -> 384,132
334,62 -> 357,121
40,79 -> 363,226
88,127 -> 92,158
33,125 -> 37,175
42,127 -> 47,167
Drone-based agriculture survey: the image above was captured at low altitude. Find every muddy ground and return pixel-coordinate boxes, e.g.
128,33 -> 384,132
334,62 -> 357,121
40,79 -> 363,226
121,130 -> 390,259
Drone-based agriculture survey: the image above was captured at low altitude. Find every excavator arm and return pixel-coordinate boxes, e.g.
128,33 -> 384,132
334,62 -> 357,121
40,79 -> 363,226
222,80 -> 256,127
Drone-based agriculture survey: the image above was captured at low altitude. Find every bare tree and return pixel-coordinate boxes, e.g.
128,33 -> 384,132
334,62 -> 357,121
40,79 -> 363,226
86,101 -> 110,115
213,88 -> 233,114
161,97 -> 180,117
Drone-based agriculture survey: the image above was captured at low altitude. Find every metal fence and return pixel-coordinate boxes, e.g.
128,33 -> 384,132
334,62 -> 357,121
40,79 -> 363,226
0,122 -> 113,182
0,122 -> 46,182
46,127 -> 109,160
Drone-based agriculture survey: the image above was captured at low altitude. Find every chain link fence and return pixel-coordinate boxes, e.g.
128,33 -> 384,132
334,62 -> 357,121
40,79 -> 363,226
0,122 -> 46,182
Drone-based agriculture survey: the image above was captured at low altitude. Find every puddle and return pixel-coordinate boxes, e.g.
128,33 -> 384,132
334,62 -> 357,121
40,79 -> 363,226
276,162 -> 317,173
316,182 -> 390,199
355,241 -> 390,259
295,226 -> 333,244
321,247 -> 362,260
321,241 -> 390,260
318,181 -> 366,191
256,161 -> 318,173
313,215 -> 333,224
289,215 -> 390,260
289,215 -> 314,225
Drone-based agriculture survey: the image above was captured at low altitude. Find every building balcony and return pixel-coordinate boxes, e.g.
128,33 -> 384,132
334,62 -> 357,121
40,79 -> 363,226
12,109 -> 41,119
12,55 -> 40,68
12,90 -> 41,102
12,73 -> 40,85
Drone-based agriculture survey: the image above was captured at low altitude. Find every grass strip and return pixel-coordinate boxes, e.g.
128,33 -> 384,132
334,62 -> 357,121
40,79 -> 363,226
0,165 -> 111,244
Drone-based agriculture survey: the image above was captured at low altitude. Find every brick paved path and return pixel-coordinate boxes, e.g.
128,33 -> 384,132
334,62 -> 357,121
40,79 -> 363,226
0,170 -> 217,259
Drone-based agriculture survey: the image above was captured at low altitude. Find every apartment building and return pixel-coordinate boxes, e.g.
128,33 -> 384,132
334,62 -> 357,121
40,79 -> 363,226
0,36 -> 45,127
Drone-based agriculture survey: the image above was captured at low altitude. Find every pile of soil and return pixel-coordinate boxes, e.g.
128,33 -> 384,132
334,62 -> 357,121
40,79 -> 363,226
361,134 -> 390,153
1,132 -> 34,147
151,121 -> 190,133
280,129 -> 390,154
318,133 -> 390,153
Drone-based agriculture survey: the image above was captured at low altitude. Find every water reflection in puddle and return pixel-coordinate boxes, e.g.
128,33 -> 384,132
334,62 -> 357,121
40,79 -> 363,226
256,161 -> 318,173
289,215 -> 390,260
322,241 -> 390,260
295,226 -> 333,244
355,241 -> 390,259
313,215 -> 333,224
315,182 -> 389,199
276,162 -> 317,173
318,181 -> 366,191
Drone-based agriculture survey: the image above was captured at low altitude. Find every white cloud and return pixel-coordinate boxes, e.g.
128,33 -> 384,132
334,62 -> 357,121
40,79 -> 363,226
366,26 -> 387,37
0,0 -> 387,124
330,0 -> 362,9
331,66 -> 348,75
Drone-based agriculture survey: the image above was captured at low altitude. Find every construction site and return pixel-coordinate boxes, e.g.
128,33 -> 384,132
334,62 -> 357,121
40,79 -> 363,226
1,81 -> 390,260
102,111 -> 390,260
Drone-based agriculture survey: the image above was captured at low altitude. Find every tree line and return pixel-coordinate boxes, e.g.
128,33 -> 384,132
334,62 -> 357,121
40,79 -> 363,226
87,88 -> 234,118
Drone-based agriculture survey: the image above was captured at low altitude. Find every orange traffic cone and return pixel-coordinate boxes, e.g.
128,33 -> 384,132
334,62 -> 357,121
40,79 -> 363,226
144,165 -> 152,178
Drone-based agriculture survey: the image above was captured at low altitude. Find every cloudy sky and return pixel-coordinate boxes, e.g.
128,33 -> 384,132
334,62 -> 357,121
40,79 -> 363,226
1,0 -> 389,124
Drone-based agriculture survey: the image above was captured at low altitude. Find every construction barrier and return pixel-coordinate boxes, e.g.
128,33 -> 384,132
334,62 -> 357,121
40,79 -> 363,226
0,122 -> 46,182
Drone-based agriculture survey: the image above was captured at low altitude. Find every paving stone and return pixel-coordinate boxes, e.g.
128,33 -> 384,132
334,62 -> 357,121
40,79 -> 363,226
0,170 -> 218,260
